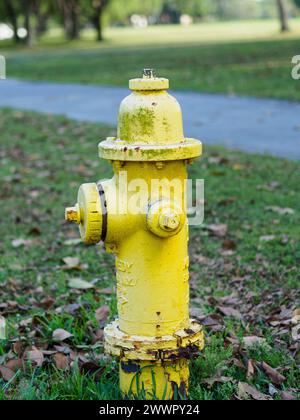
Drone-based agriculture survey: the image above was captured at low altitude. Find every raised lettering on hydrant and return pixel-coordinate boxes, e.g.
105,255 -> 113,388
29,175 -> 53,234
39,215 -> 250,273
65,69 -> 204,399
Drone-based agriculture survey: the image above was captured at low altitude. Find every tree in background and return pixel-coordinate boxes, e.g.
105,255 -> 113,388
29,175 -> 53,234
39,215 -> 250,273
2,0 -> 21,43
276,0 -> 290,31
57,0 -> 80,40
90,0 -> 109,41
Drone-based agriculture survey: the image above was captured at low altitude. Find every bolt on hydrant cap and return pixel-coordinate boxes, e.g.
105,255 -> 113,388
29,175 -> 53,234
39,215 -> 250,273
129,68 -> 169,91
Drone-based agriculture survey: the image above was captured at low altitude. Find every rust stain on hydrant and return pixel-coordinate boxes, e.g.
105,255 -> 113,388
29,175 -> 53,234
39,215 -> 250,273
65,69 -> 204,399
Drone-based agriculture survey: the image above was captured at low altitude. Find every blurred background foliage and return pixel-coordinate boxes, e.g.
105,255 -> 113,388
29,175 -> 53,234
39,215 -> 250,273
0,0 -> 299,47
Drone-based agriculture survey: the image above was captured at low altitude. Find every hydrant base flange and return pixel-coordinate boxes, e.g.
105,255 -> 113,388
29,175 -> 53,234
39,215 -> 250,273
98,137 -> 202,162
104,319 -> 204,361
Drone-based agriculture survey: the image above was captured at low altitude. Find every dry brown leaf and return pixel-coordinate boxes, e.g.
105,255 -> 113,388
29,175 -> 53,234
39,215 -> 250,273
261,362 -> 285,385
222,239 -> 236,250
52,328 -> 73,342
246,359 -> 255,380
6,359 -> 23,371
237,382 -> 269,400
95,305 -> 110,322
218,306 -> 242,319
26,347 -> 44,367
206,224 -> 228,238
0,365 -> 15,381
98,287 -> 113,295
53,353 -> 69,370
280,391 -> 297,400
79,361 -> 104,380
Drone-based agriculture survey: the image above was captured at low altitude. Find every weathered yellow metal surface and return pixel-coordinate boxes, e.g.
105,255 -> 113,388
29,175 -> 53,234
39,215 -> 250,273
65,182 -> 102,244
65,70 -> 203,399
120,359 -> 189,400
98,137 -> 202,161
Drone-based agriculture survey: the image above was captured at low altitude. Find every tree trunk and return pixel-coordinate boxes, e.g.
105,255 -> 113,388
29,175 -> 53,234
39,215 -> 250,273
33,0 -> 49,38
70,3 -> 79,40
58,0 -> 80,40
276,0 -> 289,32
93,8 -> 103,41
92,1 -> 108,42
3,0 -> 20,43
23,0 -> 34,47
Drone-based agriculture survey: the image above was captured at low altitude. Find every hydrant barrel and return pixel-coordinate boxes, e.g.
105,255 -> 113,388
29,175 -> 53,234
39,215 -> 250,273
65,69 -> 204,399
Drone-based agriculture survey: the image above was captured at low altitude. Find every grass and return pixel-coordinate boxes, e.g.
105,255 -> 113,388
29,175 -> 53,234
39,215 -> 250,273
0,109 -> 299,400
1,19 -> 300,100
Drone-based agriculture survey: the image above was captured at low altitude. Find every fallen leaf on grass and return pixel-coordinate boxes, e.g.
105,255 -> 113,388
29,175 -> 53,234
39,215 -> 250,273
246,359 -> 255,380
265,206 -> 295,215
53,353 -> 69,370
218,306 -> 242,319
237,382 -> 269,400
0,365 -> 15,381
5,359 -> 23,371
268,383 -> 278,397
79,361 -> 104,380
11,238 -> 33,248
280,391 -> 297,400
98,287 -> 113,295
189,307 -> 205,319
38,297 -> 55,310
206,224 -> 228,238
202,376 -> 234,387
0,316 -> 5,339
242,336 -> 267,349
95,305 -> 110,322
52,328 -> 73,342
62,257 -> 82,270
63,238 -> 82,246
291,325 -> 300,341
259,235 -> 276,242
222,239 -> 236,250
257,181 -> 280,191
68,278 -> 94,290
26,347 -> 44,367
260,361 -> 285,385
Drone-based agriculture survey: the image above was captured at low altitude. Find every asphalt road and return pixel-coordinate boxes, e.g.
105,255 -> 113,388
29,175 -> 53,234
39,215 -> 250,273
1,78 -> 300,159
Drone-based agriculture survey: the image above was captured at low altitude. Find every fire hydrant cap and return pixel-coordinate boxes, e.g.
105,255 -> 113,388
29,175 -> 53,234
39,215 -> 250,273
129,68 -> 169,91
129,77 -> 169,91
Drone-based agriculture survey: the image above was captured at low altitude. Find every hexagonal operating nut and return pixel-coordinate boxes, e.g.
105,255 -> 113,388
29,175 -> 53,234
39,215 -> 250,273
159,211 -> 180,231
147,199 -> 185,238
65,204 -> 81,224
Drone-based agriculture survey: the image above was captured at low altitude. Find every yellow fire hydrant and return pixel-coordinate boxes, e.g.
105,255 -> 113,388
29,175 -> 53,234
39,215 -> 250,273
65,69 -> 204,399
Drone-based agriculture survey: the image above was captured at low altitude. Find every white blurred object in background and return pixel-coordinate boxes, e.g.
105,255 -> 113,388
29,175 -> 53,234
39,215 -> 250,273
180,14 -> 193,26
0,316 -> 6,339
130,14 -> 148,28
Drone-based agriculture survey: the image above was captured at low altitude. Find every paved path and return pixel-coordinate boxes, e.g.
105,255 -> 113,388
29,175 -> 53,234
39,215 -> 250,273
1,79 -> 299,159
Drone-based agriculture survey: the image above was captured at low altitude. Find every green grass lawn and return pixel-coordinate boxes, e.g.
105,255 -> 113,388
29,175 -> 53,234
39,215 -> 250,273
1,19 -> 300,101
0,109 -> 299,400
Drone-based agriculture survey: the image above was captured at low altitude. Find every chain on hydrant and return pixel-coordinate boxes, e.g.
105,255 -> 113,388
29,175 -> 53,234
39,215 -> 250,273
65,69 -> 204,399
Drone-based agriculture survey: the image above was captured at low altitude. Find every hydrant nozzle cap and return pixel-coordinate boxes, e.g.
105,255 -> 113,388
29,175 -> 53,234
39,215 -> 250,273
129,69 -> 169,91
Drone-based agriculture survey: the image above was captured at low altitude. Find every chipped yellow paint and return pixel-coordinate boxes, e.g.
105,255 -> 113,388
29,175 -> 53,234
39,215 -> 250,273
65,71 -> 203,399
120,359 -> 189,400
